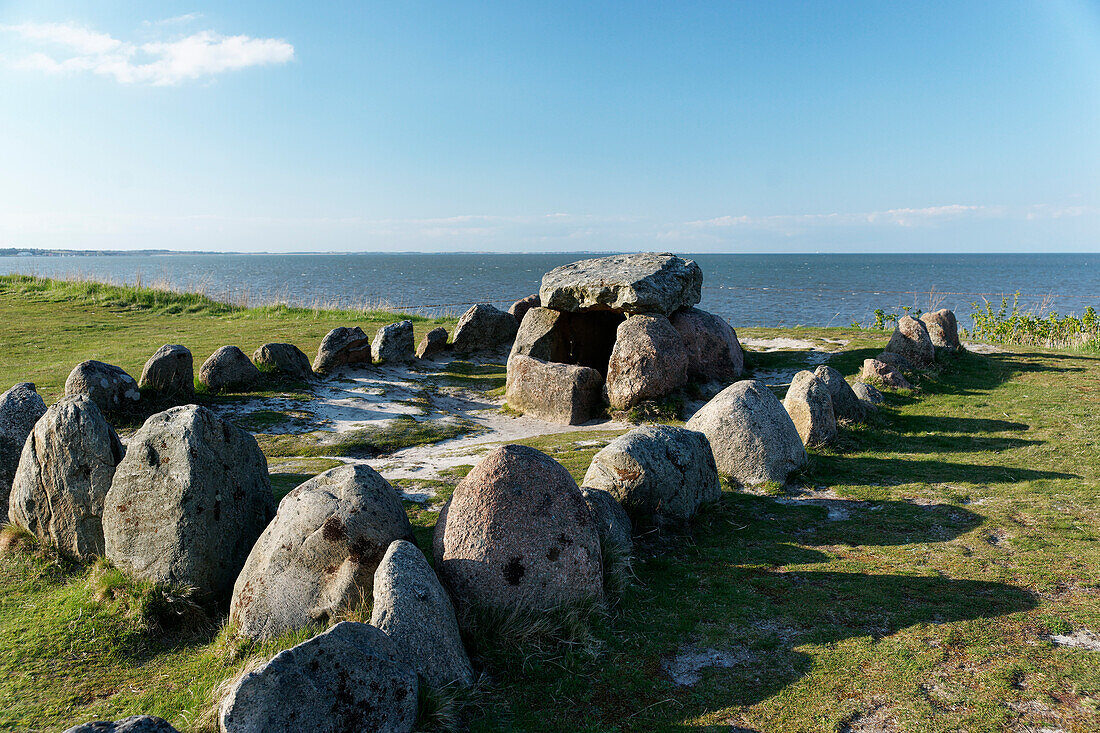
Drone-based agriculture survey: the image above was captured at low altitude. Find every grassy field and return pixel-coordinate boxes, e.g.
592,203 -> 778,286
1,276 -> 1099,732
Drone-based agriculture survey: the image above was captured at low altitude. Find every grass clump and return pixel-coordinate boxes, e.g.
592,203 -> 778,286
89,559 -> 209,635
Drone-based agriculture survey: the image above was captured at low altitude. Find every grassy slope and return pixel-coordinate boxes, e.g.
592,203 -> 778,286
2,278 -> 1100,731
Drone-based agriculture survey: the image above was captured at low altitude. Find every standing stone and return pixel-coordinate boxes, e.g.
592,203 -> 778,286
199,346 -> 261,391
63,716 -> 180,733
582,425 -> 720,526
416,327 -> 449,360
509,307 -> 571,363
313,326 -> 372,374
783,371 -> 838,447
685,380 -> 807,487
885,315 -> 935,367
371,539 -> 474,688
509,294 -> 540,324
451,304 -> 519,353
579,487 -> 633,556
219,622 -> 417,733
433,445 -> 603,615
138,345 -> 194,396
921,309 -> 961,349
372,321 -> 416,364
103,405 -> 275,599
860,358 -> 913,391
505,355 -> 604,425
540,253 -> 703,316
229,464 -> 413,641
813,365 -> 866,422
8,396 -> 124,559
852,381 -> 884,409
252,343 -> 313,380
670,307 -> 744,382
876,350 -> 913,373
65,361 -> 140,414
0,383 -> 46,514
606,315 -> 688,410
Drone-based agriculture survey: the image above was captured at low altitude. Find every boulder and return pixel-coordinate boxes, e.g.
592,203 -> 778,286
685,380 -> 807,487
921,309 -> 961,349
852,380 -> 884,408
199,346 -> 260,391
606,315 -> 688,410
370,539 -> 474,689
509,294 -> 540,324
138,345 -> 194,396
876,350 -> 913,373
63,717 -> 180,733
505,355 -> 603,425
372,321 -> 416,364
669,307 -> 744,382
103,405 -> 276,599
540,253 -> 702,316
252,343 -> 313,380
433,445 -> 603,615
0,382 -> 46,513
885,315 -> 935,367
813,365 -> 866,422
64,361 -> 140,414
783,371 -> 838,447
229,464 -> 413,641
860,359 -> 913,391
8,396 -> 124,559
218,622 -> 417,733
451,304 -> 518,353
313,326 -> 372,374
509,307 -> 571,363
416,327 -> 449,360
582,425 -> 720,526
579,486 -> 632,556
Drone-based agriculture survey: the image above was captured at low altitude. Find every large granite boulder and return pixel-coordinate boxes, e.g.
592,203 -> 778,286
8,396 -> 124,559
606,315 -> 688,410
372,321 -> 416,364
510,307 -> 571,363
505,355 -> 603,425
509,294 -> 540,324
540,253 -> 702,316
313,326 -> 372,374
370,539 -> 474,688
229,464 -> 413,641
63,716 -> 180,733
252,343 -> 313,380
670,307 -> 744,382
885,315 -> 935,367
65,361 -> 140,414
852,380 -> 884,409
433,445 -> 603,615
783,370 -> 838,447
103,405 -> 276,599
860,358 -> 913,391
921,309 -> 961,349
138,345 -> 194,396
415,326 -> 449,360
199,346 -> 260,391
813,365 -> 865,422
219,622 -> 417,733
579,486 -> 632,557
0,382 -> 46,514
582,425 -> 720,527
876,350 -> 913,373
451,304 -> 518,353
685,380 -> 807,487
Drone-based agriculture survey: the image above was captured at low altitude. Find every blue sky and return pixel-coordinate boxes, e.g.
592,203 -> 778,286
1,1 -> 1099,253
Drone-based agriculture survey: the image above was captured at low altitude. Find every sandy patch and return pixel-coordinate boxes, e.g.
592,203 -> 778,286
962,341 -> 1003,354
1048,630 -> 1100,651
740,337 -> 817,351
662,646 -> 755,686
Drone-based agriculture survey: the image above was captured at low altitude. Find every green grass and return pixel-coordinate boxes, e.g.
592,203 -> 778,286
2,281 -> 1100,731
254,415 -> 481,459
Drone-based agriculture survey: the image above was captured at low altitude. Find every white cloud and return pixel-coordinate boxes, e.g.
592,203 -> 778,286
688,204 -> 1018,233
0,20 -> 293,85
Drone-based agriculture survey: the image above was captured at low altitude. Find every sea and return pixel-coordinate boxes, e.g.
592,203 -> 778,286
2,252 -> 1097,329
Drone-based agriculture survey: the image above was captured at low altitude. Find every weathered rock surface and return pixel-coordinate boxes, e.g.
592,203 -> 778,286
433,444 -> 603,614
65,361 -> 140,414
199,346 -> 260,391
229,464 -> 413,641
885,315 -> 935,367
505,355 -> 604,425
0,382 -> 46,513
852,380 -> 884,408
370,539 -> 474,688
582,425 -> 720,526
510,307 -> 571,363
451,304 -> 518,353
416,327 -> 449,360
103,405 -> 275,599
219,622 -> 417,733
606,315 -> 688,410
685,380 -> 807,487
313,326 -> 372,374
372,321 -> 415,364
63,716 -> 180,733
813,365 -> 865,422
579,486 -> 632,556
138,345 -> 194,396
783,371 -> 838,447
670,307 -> 744,382
8,396 -> 124,559
509,294 -> 540,324
540,253 -> 703,316
860,359 -> 913,391
921,309 -> 961,349
252,343 -> 313,380
876,350 -> 913,373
